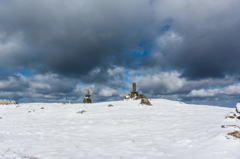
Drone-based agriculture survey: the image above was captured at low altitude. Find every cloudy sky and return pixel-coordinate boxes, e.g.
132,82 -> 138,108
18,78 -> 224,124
0,0 -> 240,107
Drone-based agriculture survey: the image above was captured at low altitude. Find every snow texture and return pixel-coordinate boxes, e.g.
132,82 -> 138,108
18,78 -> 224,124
0,99 -> 240,159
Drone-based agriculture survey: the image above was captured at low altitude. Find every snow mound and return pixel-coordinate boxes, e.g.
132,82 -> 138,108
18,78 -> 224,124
0,99 -> 240,158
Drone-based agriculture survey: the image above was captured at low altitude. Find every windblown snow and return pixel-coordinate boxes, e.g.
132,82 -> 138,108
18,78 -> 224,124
0,99 -> 240,159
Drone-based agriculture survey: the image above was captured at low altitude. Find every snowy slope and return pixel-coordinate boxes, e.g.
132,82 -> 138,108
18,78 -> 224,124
0,99 -> 239,159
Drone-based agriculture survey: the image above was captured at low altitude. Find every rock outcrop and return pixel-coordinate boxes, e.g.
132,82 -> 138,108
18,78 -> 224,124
124,83 -> 152,106
222,102 -> 240,139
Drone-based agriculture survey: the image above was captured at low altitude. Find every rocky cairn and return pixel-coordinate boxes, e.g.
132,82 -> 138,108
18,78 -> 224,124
124,83 -> 152,106
222,102 -> 240,139
83,89 -> 92,103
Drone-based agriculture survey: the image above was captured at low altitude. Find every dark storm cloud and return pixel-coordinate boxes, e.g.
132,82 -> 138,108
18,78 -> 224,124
1,0 -> 239,80
171,24 -> 240,79
0,0 -> 158,79
148,0 -> 240,79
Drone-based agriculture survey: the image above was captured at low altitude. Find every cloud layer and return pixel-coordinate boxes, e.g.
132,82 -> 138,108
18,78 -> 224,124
0,0 -> 240,107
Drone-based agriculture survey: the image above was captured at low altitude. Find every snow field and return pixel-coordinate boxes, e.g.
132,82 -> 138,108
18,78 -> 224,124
0,99 -> 240,159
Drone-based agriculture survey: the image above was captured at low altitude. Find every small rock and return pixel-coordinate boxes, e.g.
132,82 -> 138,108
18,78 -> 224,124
221,125 -> 240,129
237,116 -> 240,120
0,117 -> 2,119
108,104 -> 113,107
41,107 -> 44,109
227,131 -> 240,138
140,98 -> 152,106
76,110 -> 87,114
225,112 -> 236,119
28,111 -> 31,113
230,112 -> 237,116
225,116 -> 235,119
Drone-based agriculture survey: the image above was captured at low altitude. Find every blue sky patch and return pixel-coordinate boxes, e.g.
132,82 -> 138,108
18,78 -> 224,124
17,69 -> 28,76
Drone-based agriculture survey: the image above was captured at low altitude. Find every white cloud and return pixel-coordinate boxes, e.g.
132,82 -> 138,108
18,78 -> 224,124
223,84 -> 240,95
187,83 -> 240,97
156,31 -> 183,49
187,89 -> 219,97
99,87 -> 118,97
90,67 -> 101,76
107,66 -> 124,77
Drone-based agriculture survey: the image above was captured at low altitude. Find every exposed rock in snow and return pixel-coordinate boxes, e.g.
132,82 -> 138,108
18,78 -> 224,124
225,112 -> 237,119
140,98 -> 152,106
124,83 -> 152,106
221,125 -> 240,129
227,131 -> 240,138
76,110 -> 87,114
223,104 -> 240,140
108,104 -> 113,107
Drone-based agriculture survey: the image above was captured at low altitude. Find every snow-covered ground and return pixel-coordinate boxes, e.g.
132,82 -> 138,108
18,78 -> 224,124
0,99 -> 239,159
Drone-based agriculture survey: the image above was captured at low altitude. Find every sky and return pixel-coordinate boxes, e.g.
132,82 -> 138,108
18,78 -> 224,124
0,0 -> 240,107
